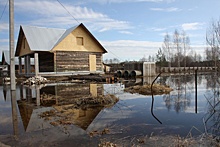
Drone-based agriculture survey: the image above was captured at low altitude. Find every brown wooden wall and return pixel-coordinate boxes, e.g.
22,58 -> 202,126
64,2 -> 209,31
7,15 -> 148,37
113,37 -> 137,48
55,51 -> 102,72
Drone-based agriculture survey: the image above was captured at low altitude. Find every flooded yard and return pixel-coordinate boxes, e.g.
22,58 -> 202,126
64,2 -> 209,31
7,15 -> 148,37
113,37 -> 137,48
0,73 -> 220,146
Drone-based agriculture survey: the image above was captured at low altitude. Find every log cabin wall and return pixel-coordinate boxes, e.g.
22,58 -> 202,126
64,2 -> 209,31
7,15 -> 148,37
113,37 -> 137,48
55,51 -> 102,72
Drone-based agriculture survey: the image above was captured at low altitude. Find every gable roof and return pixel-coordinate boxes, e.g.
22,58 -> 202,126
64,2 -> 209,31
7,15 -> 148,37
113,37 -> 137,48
2,50 -> 35,65
15,23 -> 107,56
53,25 -> 78,48
2,50 -> 19,65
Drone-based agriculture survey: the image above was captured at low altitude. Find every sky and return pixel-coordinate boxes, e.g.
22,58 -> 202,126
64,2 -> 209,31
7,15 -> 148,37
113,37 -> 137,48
0,0 -> 220,62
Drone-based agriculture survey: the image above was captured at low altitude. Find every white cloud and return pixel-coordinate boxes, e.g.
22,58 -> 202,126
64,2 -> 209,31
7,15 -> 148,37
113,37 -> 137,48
102,40 -> 162,61
14,0 -> 132,32
88,0 -> 175,4
181,22 -> 204,31
150,7 -> 181,12
119,31 -> 133,35
0,39 -> 8,43
151,27 -> 167,32
0,23 -> 8,31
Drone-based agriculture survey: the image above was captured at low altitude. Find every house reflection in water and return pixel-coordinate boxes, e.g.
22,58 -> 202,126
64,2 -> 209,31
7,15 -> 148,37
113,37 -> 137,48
17,83 -> 107,132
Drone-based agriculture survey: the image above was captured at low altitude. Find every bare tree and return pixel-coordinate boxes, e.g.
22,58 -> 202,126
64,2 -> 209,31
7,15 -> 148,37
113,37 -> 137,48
182,30 -> 191,68
206,19 -> 220,70
139,55 -> 147,62
162,33 -> 172,68
173,29 -> 182,67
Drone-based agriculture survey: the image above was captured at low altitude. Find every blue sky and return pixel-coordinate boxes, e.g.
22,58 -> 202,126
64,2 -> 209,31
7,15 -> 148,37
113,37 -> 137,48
0,0 -> 220,61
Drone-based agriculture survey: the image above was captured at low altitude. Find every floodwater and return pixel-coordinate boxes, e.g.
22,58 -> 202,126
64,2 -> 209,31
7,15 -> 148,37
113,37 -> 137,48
0,73 -> 220,146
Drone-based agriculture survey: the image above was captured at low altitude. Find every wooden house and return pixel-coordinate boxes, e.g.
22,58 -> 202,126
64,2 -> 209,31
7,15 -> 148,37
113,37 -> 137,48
1,50 -> 19,71
1,50 -> 21,76
15,23 -> 107,77
1,50 -> 35,76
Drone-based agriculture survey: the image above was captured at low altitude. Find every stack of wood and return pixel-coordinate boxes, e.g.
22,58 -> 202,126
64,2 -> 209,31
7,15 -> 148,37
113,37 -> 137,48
23,76 -> 48,85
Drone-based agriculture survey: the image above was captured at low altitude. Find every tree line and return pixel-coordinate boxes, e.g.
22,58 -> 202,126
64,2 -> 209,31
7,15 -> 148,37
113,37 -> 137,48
104,18 -> 220,69
156,29 -> 202,68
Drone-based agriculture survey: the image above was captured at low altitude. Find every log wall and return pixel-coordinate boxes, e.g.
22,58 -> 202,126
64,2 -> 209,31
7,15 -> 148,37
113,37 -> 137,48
55,51 -> 102,72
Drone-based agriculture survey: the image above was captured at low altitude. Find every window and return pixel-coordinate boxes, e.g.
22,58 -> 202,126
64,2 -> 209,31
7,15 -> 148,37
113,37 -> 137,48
76,37 -> 84,45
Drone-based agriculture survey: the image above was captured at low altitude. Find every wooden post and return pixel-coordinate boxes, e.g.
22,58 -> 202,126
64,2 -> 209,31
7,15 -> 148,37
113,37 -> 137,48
36,87 -> 40,106
19,57 -> 22,75
24,55 -> 31,76
9,0 -> 16,90
195,69 -> 197,113
34,53 -> 39,76
24,56 -> 27,75
26,55 -> 30,75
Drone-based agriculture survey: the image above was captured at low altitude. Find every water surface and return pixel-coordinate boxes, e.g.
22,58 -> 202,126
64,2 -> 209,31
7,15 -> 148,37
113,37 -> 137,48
0,73 -> 219,146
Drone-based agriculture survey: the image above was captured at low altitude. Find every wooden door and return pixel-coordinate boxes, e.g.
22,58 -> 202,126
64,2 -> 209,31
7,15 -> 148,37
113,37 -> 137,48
89,54 -> 96,72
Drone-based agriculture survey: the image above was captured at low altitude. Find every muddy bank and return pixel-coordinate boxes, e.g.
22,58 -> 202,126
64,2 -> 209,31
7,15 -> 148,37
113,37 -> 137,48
98,133 -> 220,147
1,130 -> 219,147
124,84 -> 173,95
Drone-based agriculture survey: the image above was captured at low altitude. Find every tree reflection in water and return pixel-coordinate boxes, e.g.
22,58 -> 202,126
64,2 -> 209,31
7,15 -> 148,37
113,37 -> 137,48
160,74 -> 196,113
204,73 -> 220,138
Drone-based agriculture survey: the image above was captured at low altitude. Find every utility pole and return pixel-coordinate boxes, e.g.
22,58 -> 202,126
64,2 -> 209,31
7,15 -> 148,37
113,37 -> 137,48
9,0 -> 16,90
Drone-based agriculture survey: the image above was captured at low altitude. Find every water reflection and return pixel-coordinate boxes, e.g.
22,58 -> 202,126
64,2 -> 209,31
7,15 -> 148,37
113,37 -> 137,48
3,84 -> 8,101
159,73 -> 220,137
203,73 -> 220,137
11,90 -> 18,138
1,73 -> 220,146
160,74 -> 195,113
16,83 -> 118,132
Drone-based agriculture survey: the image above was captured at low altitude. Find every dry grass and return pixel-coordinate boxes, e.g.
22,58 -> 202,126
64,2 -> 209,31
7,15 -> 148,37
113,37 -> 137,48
124,84 -> 173,95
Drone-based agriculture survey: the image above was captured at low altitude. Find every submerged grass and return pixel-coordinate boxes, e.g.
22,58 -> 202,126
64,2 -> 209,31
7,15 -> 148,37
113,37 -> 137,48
124,84 -> 173,95
96,124 -> 220,147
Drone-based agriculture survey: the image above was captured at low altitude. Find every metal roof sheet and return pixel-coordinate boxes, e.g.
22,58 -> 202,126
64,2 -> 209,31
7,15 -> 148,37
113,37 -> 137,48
22,25 -> 66,51
2,50 -> 19,65
2,50 -> 34,65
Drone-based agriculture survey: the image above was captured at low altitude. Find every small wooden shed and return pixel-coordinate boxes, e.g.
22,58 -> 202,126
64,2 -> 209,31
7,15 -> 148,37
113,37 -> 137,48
1,50 -> 34,75
15,23 -> 107,76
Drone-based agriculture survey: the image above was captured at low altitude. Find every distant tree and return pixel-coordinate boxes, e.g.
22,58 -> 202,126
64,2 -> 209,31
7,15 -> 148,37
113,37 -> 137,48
104,59 -> 109,64
196,53 -> 202,62
162,32 -> 172,68
156,48 -> 167,67
173,29 -> 182,67
161,30 -> 193,68
104,58 -> 120,64
112,58 -> 120,63
139,55 -> 147,62
148,55 -> 152,62
181,30 -> 191,68
206,19 -> 220,69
